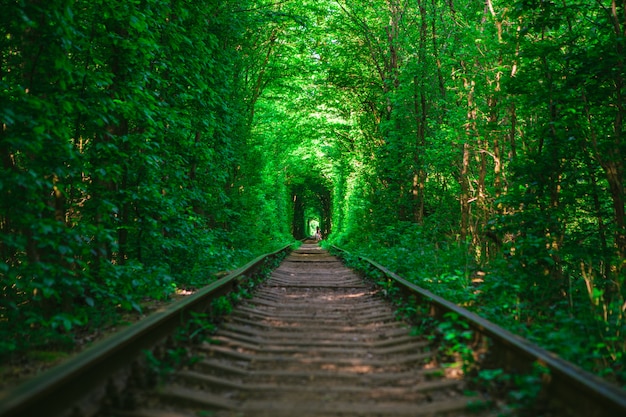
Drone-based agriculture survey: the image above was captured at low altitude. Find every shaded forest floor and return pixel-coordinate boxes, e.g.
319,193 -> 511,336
0,291 -> 193,390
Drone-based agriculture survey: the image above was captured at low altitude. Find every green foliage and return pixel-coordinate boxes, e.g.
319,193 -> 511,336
312,0 -> 626,388
181,312 -> 216,345
1,0 -> 294,359
1,0 -> 624,392
472,362 -> 552,416
144,346 -> 190,378
211,296 -> 234,317
435,313 -> 475,370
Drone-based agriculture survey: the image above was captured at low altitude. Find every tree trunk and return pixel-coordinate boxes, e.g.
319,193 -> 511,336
604,0 -> 626,260
460,141 -> 471,243
460,74 -> 476,243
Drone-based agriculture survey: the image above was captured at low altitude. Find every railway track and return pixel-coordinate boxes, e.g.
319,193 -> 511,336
123,242 -> 483,417
1,241 -> 625,417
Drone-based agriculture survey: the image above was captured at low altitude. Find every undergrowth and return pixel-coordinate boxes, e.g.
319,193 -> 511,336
326,222 -> 626,406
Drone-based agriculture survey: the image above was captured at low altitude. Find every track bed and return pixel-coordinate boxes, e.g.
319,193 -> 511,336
118,243 -> 488,417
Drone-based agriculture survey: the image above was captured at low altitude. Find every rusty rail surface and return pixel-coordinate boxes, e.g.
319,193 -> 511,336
0,243 -> 294,417
331,245 -> 626,417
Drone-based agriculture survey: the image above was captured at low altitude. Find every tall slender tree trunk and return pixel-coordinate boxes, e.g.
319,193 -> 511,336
603,0 -> 626,260
431,0 -> 446,99
460,141 -> 471,243
412,0 -> 429,224
459,73 -> 476,243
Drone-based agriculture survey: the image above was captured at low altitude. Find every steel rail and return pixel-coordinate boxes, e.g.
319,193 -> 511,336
0,243 -> 294,417
331,245 -> 626,417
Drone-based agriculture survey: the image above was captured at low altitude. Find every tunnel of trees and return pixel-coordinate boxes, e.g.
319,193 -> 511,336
1,0 -> 625,386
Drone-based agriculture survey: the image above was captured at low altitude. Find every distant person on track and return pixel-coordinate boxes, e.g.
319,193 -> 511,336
315,226 -> 322,241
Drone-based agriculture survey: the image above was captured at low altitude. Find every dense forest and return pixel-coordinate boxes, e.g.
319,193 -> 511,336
1,0 -> 625,388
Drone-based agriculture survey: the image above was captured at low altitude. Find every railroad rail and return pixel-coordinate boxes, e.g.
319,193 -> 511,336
330,245 -> 626,417
0,242 -> 624,417
0,243 -> 293,417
